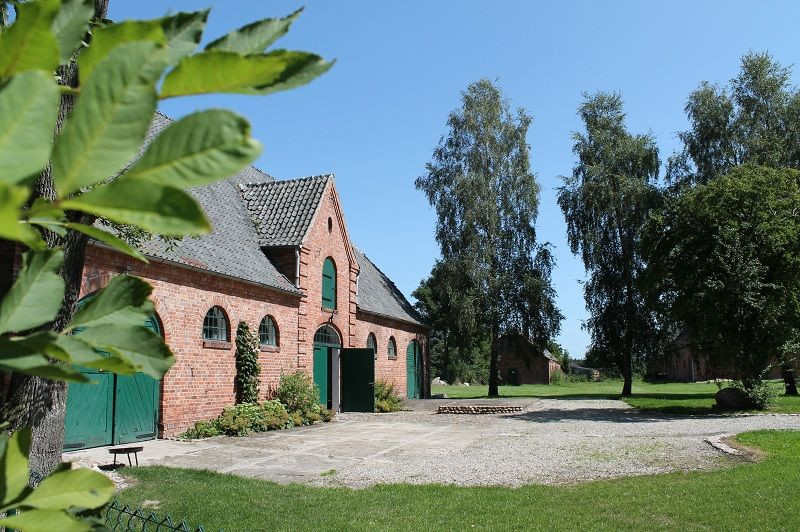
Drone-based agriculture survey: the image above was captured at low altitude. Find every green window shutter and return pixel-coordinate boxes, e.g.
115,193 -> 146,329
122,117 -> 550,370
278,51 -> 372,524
322,258 -> 336,309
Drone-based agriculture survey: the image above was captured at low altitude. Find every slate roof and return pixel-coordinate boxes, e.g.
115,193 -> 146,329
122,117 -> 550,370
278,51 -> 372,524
240,175 -> 331,246
110,112 -> 424,325
353,247 -> 426,327
130,113 -> 300,294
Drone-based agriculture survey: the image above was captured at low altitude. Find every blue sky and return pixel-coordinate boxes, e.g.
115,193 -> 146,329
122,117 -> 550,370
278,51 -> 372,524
112,1 -> 800,359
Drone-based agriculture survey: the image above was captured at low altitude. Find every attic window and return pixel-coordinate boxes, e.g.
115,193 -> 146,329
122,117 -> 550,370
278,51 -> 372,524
327,217 -> 333,233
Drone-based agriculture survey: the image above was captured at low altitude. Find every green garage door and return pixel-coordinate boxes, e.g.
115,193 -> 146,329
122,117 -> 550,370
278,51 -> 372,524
64,311 -> 161,451
406,340 -> 422,399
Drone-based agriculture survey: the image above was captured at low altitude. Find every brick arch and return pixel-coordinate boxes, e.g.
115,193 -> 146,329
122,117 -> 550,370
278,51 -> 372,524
149,295 -> 171,343
79,267 -> 114,299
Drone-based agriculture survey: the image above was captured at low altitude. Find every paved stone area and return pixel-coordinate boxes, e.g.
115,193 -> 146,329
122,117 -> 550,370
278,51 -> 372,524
64,398 -> 800,488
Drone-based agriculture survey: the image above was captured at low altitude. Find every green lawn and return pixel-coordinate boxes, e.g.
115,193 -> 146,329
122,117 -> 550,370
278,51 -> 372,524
117,431 -> 800,531
432,380 -> 800,415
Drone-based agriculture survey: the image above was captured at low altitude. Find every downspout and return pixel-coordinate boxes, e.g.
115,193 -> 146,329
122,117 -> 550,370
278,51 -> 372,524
294,246 -> 300,288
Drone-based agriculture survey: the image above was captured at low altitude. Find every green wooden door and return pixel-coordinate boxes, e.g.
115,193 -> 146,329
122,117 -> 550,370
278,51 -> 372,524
113,315 -> 160,444
340,349 -> 375,412
313,344 -> 330,408
406,341 -> 422,399
65,299 -> 161,451
64,368 -> 113,450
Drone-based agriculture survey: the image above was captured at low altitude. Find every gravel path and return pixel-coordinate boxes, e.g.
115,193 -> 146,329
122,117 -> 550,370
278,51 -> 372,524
66,397 -> 800,489
316,398 -> 800,487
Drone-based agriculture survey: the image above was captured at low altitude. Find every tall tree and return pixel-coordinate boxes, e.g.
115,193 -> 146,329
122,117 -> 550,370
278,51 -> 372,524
557,92 -> 662,396
416,79 -> 562,396
667,51 -> 800,393
642,166 -> 800,397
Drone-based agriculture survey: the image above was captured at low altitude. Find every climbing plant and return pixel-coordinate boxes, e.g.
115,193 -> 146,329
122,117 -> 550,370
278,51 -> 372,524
235,321 -> 260,404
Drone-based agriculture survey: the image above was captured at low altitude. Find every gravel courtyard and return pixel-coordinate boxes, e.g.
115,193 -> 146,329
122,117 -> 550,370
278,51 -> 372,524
66,398 -> 800,488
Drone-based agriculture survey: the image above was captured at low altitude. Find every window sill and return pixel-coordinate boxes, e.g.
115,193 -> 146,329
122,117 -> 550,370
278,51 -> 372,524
203,340 -> 232,350
388,356 -> 398,361
260,345 -> 279,353
321,307 -> 338,314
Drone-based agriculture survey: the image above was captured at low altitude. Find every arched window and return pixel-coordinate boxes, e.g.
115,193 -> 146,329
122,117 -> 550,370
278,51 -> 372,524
322,257 -> 337,310
314,324 -> 341,346
387,336 -> 397,359
367,332 -> 377,354
203,306 -> 229,341
259,316 -> 278,346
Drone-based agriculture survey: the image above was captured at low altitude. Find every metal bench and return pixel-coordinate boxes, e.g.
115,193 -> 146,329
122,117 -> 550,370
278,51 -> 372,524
108,446 -> 144,466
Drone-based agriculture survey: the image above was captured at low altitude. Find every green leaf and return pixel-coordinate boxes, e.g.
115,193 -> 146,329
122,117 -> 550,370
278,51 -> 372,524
0,334 -> 90,382
51,0 -> 93,63
0,509 -> 91,532
161,49 -> 332,98
0,429 -> 31,509
0,70 -> 60,184
50,333 -> 137,374
76,324 -> 175,379
0,249 -> 64,335
205,8 -> 302,53
123,109 -> 261,187
77,20 -> 165,85
161,10 -> 208,65
0,183 -> 45,248
32,221 -> 147,262
61,179 -> 210,235
22,467 -> 114,510
0,0 -> 60,77
66,275 -> 153,331
52,41 -> 167,196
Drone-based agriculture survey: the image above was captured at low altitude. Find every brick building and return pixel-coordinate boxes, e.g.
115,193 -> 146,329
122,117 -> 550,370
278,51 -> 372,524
3,113 -> 429,450
497,334 -> 562,385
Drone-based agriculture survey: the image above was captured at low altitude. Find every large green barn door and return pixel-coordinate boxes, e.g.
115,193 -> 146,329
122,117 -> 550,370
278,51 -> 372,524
313,344 -> 330,408
64,368 -> 113,450
340,349 -> 375,412
113,315 -> 161,444
406,341 -> 422,399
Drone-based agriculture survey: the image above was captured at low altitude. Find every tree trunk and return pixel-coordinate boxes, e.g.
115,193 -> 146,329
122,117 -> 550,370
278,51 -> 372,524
3,1 -> 108,480
487,323 -> 500,397
621,331 -> 634,397
784,365 -> 798,396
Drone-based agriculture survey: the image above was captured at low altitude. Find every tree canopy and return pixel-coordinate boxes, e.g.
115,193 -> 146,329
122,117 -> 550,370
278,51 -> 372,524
643,165 -> 800,390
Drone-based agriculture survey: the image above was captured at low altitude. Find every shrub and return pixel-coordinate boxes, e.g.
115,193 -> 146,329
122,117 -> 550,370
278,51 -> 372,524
734,380 -> 777,410
375,380 -> 402,412
181,420 -> 220,439
549,370 -> 567,386
289,411 -> 304,427
216,403 -> 264,436
261,399 -> 291,430
235,322 -> 261,404
320,408 -> 336,422
277,370 -> 322,424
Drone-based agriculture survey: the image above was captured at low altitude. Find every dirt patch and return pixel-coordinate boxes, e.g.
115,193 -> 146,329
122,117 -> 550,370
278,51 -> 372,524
722,435 -> 767,463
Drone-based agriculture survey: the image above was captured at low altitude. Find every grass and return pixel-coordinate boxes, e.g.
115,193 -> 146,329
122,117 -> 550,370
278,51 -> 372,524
116,430 -> 800,531
432,380 -> 800,415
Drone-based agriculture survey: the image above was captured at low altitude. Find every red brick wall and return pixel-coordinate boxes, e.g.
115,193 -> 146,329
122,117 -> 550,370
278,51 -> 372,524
355,310 -> 428,397
80,245 -> 302,436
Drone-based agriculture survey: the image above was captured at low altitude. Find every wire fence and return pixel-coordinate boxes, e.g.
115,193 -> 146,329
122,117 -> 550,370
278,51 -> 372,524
104,501 -> 208,532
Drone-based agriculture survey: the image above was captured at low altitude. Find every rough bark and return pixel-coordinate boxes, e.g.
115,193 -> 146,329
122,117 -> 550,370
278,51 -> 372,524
784,365 -> 798,396
3,1 -> 108,480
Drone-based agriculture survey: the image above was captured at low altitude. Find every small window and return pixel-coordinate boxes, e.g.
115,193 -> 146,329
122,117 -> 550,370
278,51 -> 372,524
322,257 -> 337,310
328,217 -> 333,233
203,306 -> 229,341
387,336 -> 397,359
259,316 -> 278,346
367,332 -> 377,354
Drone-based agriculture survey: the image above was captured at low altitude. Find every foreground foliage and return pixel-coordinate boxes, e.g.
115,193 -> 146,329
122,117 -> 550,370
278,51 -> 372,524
116,431 -> 800,531
374,379 -> 402,412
